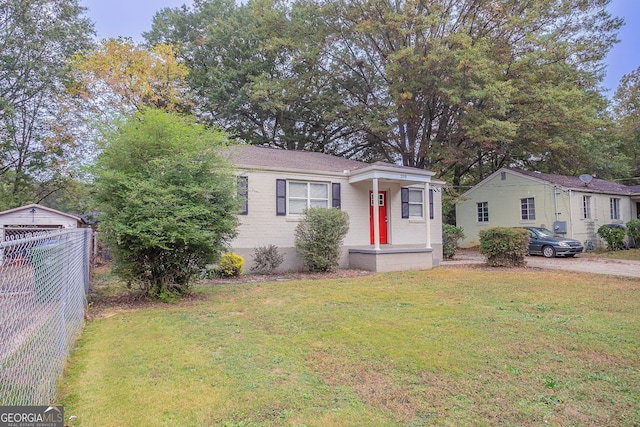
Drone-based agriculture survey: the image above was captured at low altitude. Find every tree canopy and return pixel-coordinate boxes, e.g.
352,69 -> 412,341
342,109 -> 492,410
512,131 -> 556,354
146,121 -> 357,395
613,66 -> 640,179
0,0 -> 94,210
146,0 -> 624,189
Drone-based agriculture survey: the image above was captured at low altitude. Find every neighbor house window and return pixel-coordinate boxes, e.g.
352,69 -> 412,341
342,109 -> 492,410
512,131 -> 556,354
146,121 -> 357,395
582,195 -> 591,219
610,197 -> 621,220
520,197 -> 535,221
477,202 -> 489,223
288,181 -> 329,214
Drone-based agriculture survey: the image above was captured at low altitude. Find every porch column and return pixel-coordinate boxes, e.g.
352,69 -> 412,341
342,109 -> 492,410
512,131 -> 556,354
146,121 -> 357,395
425,182 -> 431,249
373,178 -> 380,250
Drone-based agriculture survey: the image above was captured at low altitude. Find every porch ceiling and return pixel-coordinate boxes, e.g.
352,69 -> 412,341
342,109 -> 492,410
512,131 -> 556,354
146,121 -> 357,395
348,164 -> 438,185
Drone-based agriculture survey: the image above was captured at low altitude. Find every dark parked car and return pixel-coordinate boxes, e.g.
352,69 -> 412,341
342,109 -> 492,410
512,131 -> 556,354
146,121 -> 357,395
518,227 -> 584,258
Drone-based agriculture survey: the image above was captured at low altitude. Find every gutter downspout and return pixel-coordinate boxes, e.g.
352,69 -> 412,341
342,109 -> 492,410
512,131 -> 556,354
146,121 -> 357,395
553,185 -> 559,224
569,189 -> 574,238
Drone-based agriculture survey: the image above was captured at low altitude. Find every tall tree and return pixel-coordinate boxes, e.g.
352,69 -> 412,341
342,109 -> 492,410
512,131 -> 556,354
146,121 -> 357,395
69,38 -> 191,117
318,0 -> 621,188
146,0 -> 362,156
613,66 -> 640,178
0,0 -> 94,209
146,0 -> 622,189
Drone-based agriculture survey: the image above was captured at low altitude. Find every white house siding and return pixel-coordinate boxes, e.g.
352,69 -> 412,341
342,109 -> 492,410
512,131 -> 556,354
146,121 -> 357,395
231,169 -> 443,272
231,168 -> 357,271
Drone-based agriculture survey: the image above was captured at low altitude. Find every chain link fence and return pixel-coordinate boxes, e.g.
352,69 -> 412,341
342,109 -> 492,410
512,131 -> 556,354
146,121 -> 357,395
0,228 -> 91,405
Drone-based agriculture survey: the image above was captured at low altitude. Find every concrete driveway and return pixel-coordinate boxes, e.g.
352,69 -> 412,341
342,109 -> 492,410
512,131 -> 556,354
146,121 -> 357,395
442,250 -> 640,278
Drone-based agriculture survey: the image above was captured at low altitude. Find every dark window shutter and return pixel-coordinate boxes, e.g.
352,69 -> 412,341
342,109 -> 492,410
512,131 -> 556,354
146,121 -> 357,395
237,176 -> 248,215
276,179 -> 286,216
429,189 -> 434,219
401,187 -> 409,218
332,183 -> 341,208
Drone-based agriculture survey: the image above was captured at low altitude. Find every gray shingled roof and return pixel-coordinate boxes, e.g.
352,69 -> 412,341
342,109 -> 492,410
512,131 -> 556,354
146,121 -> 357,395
223,145 -> 396,173
511,169 -> 635,195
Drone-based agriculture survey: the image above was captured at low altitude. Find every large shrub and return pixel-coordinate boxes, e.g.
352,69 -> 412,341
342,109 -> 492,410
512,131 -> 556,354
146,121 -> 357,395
479,227 -> 529,267
597,225 -> 626,250
626,219 -> 640,248
295,208 -> 350,272
443,224 -> 465,259
93,109 -> 239,299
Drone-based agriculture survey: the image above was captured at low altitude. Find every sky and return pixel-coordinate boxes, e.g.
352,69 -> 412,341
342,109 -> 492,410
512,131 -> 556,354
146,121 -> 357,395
82,0 -> 640,96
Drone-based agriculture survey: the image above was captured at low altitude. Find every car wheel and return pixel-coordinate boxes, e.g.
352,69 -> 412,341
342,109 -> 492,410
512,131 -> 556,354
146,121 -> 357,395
542,246 -> 556,258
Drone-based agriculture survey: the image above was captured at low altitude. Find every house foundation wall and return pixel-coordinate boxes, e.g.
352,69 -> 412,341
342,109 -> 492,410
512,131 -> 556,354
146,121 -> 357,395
348,248 -> 433,272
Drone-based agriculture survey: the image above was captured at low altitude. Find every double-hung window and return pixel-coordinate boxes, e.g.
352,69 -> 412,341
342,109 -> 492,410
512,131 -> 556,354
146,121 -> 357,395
520,197 -> 535,221
477,202 -> 489,223
582,195 -> 592,219
401,188 -> 434,219
610,197 -> 621,220
288,181 -> 329,214
408,188 -> 424,218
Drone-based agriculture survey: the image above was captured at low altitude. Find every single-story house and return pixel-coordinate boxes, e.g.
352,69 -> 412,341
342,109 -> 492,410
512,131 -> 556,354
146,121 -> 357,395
0,204 -> 83,242
223,145 -> 445,273
456,168 -> 640,248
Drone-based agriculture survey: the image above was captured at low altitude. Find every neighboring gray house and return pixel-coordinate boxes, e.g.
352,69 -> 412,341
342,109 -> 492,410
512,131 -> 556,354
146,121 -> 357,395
456,168 -> 640,249
224,145 -> 445,273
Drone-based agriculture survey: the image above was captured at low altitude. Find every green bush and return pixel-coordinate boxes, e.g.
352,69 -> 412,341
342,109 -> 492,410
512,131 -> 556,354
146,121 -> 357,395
217,253 -> 244,277
93,109 -> 239,299
626,219 -> 640,248
295,208 -> 350,272
479,227 -> 529,267
443,224 -> 465,260
597,225 -> 626,250
251,245 -> 284,273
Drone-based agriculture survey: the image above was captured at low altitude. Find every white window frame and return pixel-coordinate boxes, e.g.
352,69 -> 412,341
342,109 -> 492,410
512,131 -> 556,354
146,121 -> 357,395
477,202 -> 489,223
287,181 -> 330,215
610,197 -> 621,220
520,197 -> 535,221
582,195 -> 591,219
408,188 -> 424,218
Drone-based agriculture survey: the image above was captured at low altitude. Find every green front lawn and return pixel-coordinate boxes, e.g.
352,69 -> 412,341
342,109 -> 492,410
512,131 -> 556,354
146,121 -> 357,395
58,268 -> 639,426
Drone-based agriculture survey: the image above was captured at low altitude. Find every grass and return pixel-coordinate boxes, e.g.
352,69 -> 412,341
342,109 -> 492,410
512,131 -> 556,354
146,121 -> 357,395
582,248 -> 640,261
57,267 -> 639,426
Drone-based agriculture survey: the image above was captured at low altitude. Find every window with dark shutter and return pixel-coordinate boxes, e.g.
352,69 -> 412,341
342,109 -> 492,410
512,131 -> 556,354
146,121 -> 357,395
401,188 -> 409,218
332,183 -> 341,208
237,176 -> 248,215
276,179 -> 286,215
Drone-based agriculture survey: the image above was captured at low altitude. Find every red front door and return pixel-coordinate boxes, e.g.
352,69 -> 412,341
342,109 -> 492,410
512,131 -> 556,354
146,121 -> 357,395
369,191 -> 388,244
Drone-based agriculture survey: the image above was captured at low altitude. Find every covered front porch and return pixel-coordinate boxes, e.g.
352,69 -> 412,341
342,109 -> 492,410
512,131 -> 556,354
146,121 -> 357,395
345,164 -> 444,272
348,245 -> 436,273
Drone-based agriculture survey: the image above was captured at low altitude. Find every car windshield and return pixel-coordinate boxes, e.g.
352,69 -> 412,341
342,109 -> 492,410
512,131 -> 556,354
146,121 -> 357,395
535,228 -> 555,237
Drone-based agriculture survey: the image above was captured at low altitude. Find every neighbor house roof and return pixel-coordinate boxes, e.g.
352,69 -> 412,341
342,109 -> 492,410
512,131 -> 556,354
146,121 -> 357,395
0,203 -> 82,222
510,169 -> 635,196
